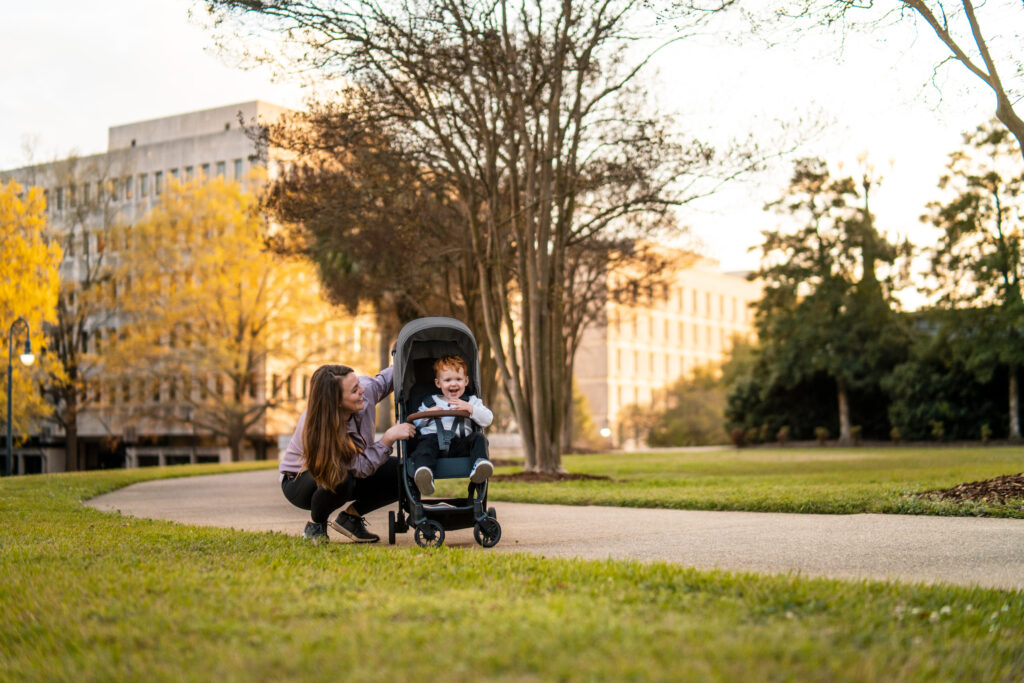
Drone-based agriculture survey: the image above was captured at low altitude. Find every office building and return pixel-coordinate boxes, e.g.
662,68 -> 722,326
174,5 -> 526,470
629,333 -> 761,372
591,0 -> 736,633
574,255 -> 760,447
2,102 -> 378,473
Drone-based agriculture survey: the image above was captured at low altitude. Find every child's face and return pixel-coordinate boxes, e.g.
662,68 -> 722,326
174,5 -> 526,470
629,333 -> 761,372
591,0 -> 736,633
435,367 -> 469,401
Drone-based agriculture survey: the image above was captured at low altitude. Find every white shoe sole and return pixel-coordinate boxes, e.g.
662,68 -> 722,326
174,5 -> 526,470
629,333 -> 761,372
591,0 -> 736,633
469,459 -> 493,484
414,467 -> 435,496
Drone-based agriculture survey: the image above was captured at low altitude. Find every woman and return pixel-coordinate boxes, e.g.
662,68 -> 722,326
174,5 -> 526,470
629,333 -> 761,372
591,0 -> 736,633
279,363 -> 415,542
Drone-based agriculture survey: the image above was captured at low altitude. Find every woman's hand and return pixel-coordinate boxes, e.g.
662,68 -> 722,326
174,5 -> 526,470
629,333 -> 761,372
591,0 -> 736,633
381,422 -> 416,448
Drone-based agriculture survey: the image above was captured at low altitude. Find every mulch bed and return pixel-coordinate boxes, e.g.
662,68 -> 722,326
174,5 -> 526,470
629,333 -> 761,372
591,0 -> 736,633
918,472 -> 1024,504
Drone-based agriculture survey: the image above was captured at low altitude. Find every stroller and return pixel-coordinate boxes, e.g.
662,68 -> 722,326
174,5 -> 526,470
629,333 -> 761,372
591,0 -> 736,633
387,316 -> 502,548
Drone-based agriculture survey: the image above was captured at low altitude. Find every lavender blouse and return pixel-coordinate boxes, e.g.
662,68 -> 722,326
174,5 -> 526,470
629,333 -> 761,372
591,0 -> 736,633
278,367 -> 395,479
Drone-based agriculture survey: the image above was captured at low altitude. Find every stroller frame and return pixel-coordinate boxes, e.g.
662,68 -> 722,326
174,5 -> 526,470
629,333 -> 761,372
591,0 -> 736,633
387,317 -> 501,548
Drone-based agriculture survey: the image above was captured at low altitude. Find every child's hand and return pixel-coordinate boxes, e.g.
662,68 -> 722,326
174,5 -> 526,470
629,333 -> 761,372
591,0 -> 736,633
445,398 -> 473,413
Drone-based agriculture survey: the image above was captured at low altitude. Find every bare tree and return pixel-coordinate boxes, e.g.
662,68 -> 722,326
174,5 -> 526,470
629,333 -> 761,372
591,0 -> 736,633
207,0 -> 753,471
764,1 -> 1024,159
39,155 -> 131,470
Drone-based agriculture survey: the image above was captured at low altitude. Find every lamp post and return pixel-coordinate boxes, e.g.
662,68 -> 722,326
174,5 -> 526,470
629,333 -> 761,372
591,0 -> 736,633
6,317 -> 35,477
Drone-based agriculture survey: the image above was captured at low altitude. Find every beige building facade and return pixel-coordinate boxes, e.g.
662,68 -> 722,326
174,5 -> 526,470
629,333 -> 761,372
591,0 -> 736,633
575,256 -> 760,447
2,102 -> 378,473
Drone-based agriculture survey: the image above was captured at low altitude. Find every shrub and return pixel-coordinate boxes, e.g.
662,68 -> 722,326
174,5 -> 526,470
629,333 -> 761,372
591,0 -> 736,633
814,426 -> 829,445
729,427 -> 746,448
744,427 -> 759,445
850,425 -> 862,446
981,423 -> 992,445
930,420 -> 945,442
890,426 -> 902,444
775,425 -> 790,446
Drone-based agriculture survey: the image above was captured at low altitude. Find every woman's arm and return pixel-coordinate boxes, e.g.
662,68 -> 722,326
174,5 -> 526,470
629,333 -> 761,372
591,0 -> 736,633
350,422 -> 414,478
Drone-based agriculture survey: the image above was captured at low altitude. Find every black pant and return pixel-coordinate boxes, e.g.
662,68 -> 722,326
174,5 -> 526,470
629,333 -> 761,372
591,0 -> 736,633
410,432 -> 487,471
281,456 -> 401,524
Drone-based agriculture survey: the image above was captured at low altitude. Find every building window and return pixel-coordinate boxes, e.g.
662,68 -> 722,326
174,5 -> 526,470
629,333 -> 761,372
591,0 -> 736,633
170,168 -> 179,180
705,292 -> 711,318
139,173 -> 149,197
691,290 -> 698,314
124,176 -> 133,200
56,187 -> 64,211
201,163 -> 210,177
185,165 -> 194,179
216,161 -> 226,177
234,159 -> 243,178
155,171 -> 164,195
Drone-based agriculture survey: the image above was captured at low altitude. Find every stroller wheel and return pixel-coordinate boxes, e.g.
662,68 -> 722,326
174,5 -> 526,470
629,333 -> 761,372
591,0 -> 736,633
414,520 -> 445,548
474,517 -> 501,548
388,511 -> 397,545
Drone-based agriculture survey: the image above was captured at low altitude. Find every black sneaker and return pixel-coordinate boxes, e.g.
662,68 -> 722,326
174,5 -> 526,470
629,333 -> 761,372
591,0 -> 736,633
329,511 -> 380,543
303,521 -> 328,541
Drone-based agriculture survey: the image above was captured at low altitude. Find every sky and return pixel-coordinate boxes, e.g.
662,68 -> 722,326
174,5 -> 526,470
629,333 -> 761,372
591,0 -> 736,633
0,0 -> 1000,275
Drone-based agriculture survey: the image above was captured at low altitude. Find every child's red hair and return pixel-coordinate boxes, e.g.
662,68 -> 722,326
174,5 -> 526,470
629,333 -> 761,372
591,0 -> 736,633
434,356 -> 467,376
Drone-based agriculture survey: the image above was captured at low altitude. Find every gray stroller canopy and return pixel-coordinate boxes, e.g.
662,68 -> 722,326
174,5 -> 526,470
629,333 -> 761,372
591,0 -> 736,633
392,317 -> 481,406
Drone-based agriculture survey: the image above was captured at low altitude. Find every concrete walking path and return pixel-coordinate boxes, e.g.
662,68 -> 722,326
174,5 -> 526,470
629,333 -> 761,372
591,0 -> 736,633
85,469 -> 1024,591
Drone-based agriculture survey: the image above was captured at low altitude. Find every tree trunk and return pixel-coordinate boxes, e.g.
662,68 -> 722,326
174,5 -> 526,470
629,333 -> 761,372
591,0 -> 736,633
1009,366 -> 1021,440
65,423 -> 80,471
229,430 -> 243,462
376,310 -> 396,431
837,380 -> 852,445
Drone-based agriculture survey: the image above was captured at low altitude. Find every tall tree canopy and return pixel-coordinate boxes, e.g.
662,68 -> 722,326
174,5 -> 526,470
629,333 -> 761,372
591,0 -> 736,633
113,173 -> 352,461
208,0 -> 745,470
0,180 -> 61,440
923,120 -> 1024,439
750,157 -> 911,443
256,104 -> 503,406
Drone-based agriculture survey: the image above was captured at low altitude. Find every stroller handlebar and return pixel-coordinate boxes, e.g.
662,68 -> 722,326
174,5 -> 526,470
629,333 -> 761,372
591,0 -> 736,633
406,408 -> 472,423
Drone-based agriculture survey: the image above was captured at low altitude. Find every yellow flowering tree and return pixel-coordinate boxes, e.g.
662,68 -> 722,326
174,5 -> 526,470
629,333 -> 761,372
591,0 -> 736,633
113,173 -> 348,460
0,180 -> 62,439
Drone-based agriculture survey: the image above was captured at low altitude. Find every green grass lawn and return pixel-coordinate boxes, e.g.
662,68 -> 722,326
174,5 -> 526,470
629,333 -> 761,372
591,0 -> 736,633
1,463 -> 1023,681
462,446 -> 1024,518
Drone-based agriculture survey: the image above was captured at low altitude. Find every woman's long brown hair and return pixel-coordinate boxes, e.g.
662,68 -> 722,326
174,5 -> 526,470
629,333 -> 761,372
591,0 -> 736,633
302,364 -> 358,491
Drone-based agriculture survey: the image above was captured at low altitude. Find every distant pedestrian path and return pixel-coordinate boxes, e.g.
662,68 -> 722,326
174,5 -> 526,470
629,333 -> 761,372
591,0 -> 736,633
86,469 -> 1024,591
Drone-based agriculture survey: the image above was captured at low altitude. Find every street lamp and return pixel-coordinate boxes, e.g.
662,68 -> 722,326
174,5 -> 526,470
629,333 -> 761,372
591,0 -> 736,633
6,317 -> 35,477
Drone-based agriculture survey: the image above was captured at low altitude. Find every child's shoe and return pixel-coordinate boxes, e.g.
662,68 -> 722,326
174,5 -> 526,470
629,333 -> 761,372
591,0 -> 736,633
414,466 -> 435,496
469,458 -> 493,484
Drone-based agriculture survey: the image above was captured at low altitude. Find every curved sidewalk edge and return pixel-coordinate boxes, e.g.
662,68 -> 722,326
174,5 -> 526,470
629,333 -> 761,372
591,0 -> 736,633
84,468 -> 1024,591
